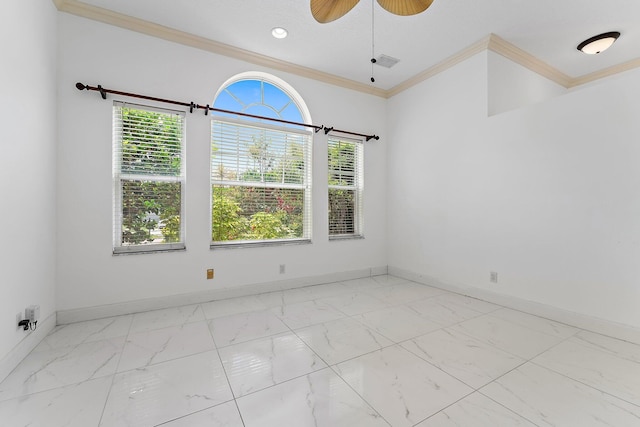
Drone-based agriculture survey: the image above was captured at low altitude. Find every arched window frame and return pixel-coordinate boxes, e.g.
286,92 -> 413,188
210,73 -> 313,248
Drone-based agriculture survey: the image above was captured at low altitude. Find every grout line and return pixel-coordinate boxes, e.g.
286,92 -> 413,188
152,400 -> 237,426
209,299 -> 394,423
283,304 -> 394,425
453,329 -> 582,426
97,313 -> 134,425
475,388 -> 544,427
409,389 -> 477,426
202,303 -> 248,427
527,359 -> 640,410
15,276 -> 640,426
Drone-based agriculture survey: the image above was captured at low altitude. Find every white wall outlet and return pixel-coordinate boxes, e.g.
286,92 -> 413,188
279,264 -> 285,274
490,271 -> 498,283
26,305 -> 40,322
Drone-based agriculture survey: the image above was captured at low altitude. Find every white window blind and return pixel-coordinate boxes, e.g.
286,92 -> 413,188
113,102 -> 186,253
328,136 -> 363,238
211,118 -> 312,246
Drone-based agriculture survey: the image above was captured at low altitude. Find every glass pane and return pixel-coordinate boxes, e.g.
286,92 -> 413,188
212,78 -> 304,126
225,80 -> 262,108
213,90 -> 243,112
212,185 -> 304,242
328,140 -> 356,186
212,121 -> 308,186
244,105 -> 281,121
329,188 -> 355,235
121,180 -> 181,245
120,108 -> 182,176
280,102 -> 304,124
263,82 -> 291,112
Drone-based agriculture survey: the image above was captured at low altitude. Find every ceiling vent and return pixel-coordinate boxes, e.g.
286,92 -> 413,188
374,54 -> 400,68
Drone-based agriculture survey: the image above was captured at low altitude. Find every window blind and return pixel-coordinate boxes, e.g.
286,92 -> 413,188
113,102 -> 186,253
328,136 -> 363,237
211,118 -> 312,245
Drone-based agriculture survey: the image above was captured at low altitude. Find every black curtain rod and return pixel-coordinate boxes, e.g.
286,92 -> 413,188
75,83 -> 379,141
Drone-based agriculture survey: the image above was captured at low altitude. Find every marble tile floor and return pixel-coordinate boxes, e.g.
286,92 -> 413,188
2,275 -> 640,426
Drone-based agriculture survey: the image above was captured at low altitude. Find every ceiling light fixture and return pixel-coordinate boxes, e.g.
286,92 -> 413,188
577,31 -> 620,55
271,27 -> 288,39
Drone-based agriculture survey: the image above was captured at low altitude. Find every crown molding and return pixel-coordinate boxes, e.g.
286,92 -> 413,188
487,34 -> 573,88
386,35 -> 491,98
570,57 -> 640,88
54,0 -> 387,98
54,0 -> 640,99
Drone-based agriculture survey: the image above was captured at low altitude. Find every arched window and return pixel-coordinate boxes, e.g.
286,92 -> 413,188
210,73 -> 312,246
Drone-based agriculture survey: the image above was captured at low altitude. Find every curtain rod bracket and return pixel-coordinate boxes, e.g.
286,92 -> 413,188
315,126 -> 323,133
324,126 -> 333,135
97,85 -> 107,100
189,102 -> 195,114
204,104 -> 210,116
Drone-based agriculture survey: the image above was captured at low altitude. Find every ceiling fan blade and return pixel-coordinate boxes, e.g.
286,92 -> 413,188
311,0 -> 360,23
376,0 -> 434,16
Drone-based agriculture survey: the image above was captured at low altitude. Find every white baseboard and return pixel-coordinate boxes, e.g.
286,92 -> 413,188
57,266 -> 388,324
0,312 -> 56,384
389,266 -> 640,346
370,265 -> 388,276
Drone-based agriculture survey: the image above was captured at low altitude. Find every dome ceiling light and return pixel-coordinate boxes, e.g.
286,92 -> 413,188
577,32 -> 620,55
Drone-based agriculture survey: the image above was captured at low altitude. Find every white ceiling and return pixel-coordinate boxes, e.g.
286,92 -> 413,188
76,0 -> 640,91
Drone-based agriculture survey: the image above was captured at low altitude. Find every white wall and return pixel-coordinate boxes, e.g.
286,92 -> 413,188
388,50 -> 640,329
0,0 -> 57,372
488,51 -> 566,116
56,14 -> 387,312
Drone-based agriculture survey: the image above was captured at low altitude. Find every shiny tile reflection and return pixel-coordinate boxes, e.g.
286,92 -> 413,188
236,368 -> 390,427
3,275 -> 639,427
335,345 -> 472,427
100,351 -> 233,427
219,332 -> 326,397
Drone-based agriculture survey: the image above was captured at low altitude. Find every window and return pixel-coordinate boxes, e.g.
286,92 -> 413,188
113,102 -> 185,253
211,76 -> 312,247
328,136 -> 363,238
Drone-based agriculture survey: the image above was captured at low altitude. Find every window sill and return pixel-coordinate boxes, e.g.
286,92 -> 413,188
211,238 -> 311,250
113,243 -> 186,255
329,234 -> 364,241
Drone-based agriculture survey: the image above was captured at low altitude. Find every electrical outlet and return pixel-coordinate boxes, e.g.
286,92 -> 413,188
490,271 -> 498,283
279,264 -> 285,274
26,305 -> 40,322
207,269 -> 214,280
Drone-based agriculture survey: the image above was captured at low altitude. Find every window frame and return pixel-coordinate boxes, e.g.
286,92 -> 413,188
209,74 -> 313,249
112,102 -> 187,255
210,116 -> 313,249
327,134 -> 364,240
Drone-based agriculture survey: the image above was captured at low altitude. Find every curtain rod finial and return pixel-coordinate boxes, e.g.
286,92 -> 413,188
75,82 -> 87,90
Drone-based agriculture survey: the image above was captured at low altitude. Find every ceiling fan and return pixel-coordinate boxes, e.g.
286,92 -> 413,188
311,0 -> 434,23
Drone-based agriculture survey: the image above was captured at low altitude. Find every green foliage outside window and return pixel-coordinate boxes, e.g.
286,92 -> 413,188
211,186 -> 304,242
328,140 -> 358,235
212,135 -> 306,242
119,107 -> 183,245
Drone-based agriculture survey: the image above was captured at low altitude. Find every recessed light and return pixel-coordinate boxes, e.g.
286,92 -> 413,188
271,27 -> 288,39
577,31 -> 620,55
